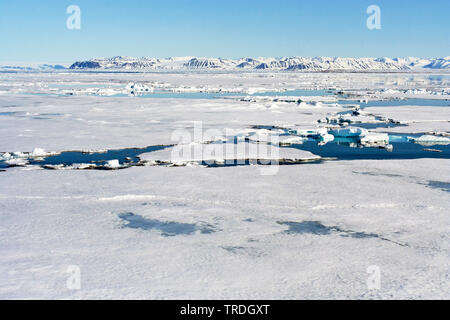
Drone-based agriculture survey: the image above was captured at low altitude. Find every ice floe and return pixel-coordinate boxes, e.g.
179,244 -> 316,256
409,135 -> 450,146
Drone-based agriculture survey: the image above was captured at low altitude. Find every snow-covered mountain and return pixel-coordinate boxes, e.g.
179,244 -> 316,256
0,64 -> 66,72
422,57 -> 450,69
68,56 -> 450,72
3,56 -> 449,72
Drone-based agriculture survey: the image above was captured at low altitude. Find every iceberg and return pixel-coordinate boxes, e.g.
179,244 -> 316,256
31,148 -> 47,157
360,133 -> 389,146
318,133 -> 335,145
5,158 -> 28,166
409,135 -> 450,146
328,127 -> 368,137
106,159 -> 120,169
126,82 -> 153,95
278,136 -> 307,146
287,127 -> 328,138
0,152 -> 12,160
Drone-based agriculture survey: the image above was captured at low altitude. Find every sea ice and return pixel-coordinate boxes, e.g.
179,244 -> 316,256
409,135 -> 450,146
0,71 -> 449,300
329,127 -> 368,137
31,148 -> 47,157
106,159 -> 120,169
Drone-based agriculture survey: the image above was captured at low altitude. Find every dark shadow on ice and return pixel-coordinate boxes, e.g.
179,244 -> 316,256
221,246 -> 263,257
118,212 -> 215,236
277,220 -> 407,246
352,171 -> 403,178
222,246 -> 246,252
141,200 -> 187,207
425,180 -> 450,193
278,221 -> 332,235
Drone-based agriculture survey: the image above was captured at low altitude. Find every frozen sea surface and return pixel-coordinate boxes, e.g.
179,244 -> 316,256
0,71 -> 449,299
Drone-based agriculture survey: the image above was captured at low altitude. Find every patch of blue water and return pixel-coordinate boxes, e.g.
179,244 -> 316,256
28,145 -> 170,167
290,135 -> 450,160
340,99 -> 450,107
252,89 -> 334,97
112,89 -> 334,99
23,89 -> 333,99
350,123 -> 406,129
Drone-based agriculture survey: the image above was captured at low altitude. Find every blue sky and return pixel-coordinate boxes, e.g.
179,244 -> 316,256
0,0 -> 449,64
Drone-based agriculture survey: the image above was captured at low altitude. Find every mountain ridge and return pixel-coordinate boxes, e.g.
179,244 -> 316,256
2,56 -> 449,72
68,56 -> 450,71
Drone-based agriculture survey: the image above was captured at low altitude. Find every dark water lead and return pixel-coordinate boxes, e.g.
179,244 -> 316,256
24,89 -> 335,99
200,158 -> 323,168
104,89 -> 336,99
0,145 -> 323,170
325,120 -> 407,130
2,132 -> 449,170
278,221 -> 407,246
118,212 -> 216,236
288,135 -> 450,161
0,145 -> 172,170
339,98 -> 450,108
349,122 -> 407,129
0,112 -> 18,116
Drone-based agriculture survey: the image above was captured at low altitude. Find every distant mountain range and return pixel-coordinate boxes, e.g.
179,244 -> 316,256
68,56 -> 450,71
2,56 -> 449,72
0,64 -> 66,72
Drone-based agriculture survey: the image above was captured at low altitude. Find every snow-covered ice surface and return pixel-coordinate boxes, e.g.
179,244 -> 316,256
0,71 -> 449,299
